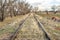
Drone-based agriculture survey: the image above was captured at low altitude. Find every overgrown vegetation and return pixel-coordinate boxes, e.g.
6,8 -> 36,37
35,14 -> 60,40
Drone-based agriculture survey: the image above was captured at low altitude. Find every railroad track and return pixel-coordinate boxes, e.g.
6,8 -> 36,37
6,14 -> 30,40
34,15 -> 51,40
4,13 -> 51,40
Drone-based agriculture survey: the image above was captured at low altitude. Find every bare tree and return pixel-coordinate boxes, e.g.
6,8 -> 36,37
45,10 -> 48,14
8,0 -> 17,17
17,0 -> 31,15
51,5 -> 57,14
0,0 -> 7,21
33,7 -> 38,13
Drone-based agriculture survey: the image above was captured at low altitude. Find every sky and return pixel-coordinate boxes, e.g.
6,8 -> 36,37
26,0 -> 60,11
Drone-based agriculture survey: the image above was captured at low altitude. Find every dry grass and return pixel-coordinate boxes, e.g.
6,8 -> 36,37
0,15 -> 25,27
35,14 -> 60,40
0,14 -> 29,39
37,13 -> 60,18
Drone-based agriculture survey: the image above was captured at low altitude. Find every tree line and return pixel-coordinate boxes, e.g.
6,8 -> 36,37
0,0 -> 32,22
33,5 -> 60,14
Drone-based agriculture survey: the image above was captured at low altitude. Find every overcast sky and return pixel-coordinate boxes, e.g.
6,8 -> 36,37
26,0 -> 60,10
